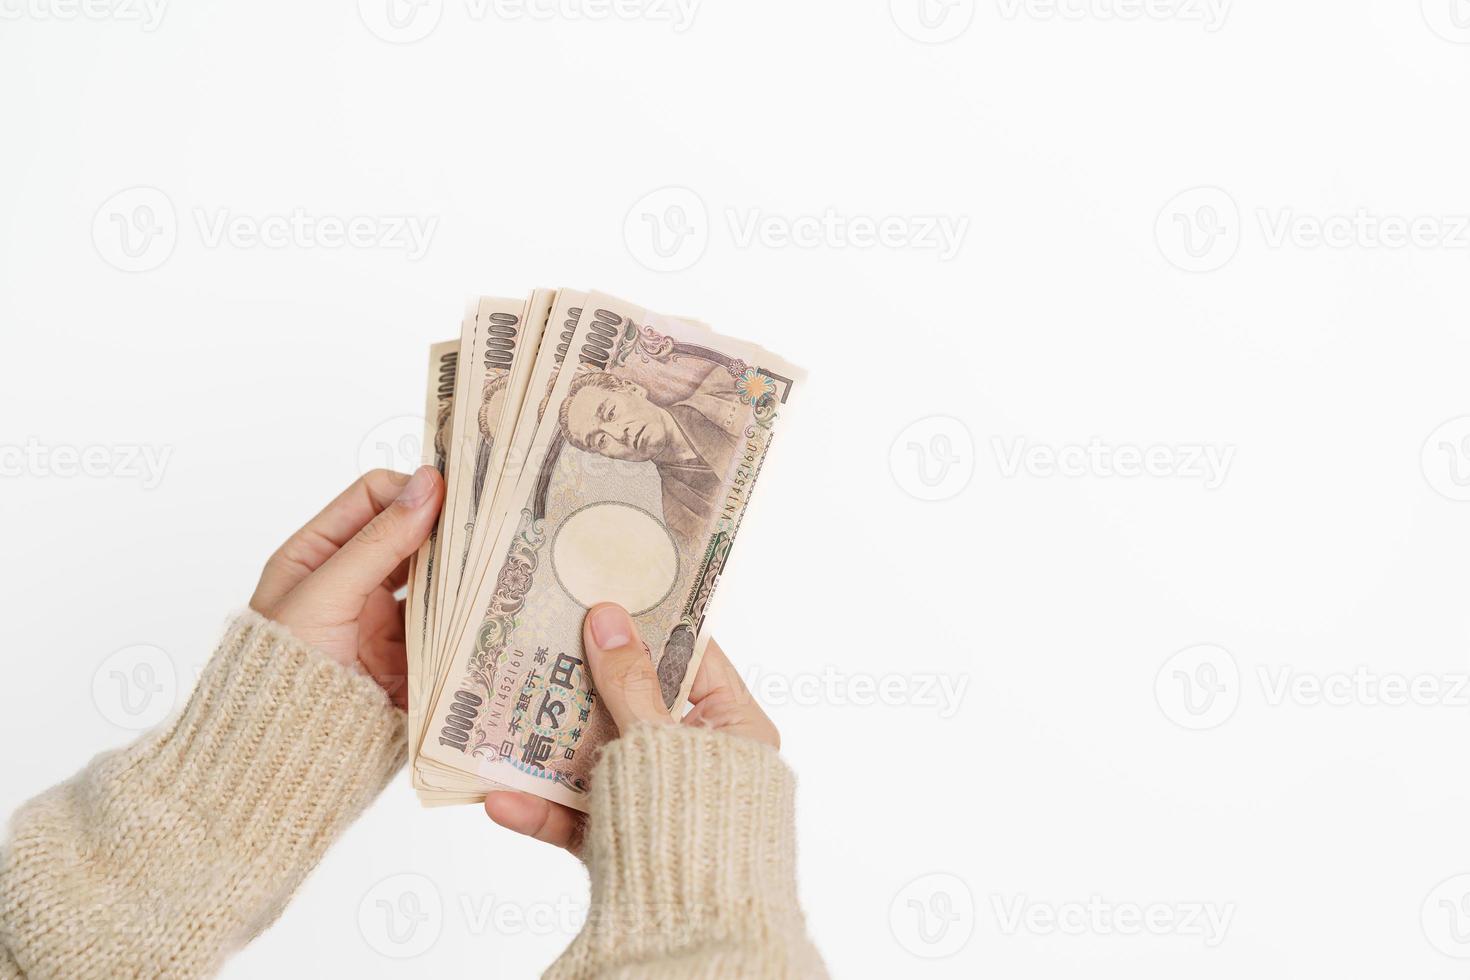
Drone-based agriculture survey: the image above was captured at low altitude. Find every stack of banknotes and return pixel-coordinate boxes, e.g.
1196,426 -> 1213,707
406,290 -> 802,810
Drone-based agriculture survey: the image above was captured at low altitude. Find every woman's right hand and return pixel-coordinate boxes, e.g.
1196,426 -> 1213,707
248,467 -> 444,709
483,601 -> 778,852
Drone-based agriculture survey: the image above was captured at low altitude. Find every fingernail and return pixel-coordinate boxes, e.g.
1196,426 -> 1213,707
588,604 -> 632,649
396,466 -> 435,508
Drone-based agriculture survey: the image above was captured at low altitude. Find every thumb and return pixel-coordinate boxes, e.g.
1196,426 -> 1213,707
286,466 -> 443,619
584,603 -> 673,734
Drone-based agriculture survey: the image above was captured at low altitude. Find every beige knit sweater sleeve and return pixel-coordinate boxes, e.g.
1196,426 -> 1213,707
0,612 -> 407,980
545,725 -> 827,979
0,614 -> 825,979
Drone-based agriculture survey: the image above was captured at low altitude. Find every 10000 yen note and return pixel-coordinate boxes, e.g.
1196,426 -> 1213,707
405,342 -> 507,802
411,319 -> 498,800
440,289 -> 584,667
433,297 -> 530,663
446,289 -> 554,660
419,292 -> 801,810
406,338 -> 457,767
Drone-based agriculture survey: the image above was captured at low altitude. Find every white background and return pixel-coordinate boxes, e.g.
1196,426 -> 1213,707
3,0 -> 1470,976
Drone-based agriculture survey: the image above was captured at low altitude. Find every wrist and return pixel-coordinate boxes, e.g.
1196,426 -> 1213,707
569,725 -> 807,959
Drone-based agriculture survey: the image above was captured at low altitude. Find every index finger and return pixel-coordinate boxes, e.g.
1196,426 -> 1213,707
685,636 -> 754,707
250,469 -> 412,614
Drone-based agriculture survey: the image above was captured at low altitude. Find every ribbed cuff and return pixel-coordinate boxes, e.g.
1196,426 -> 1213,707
0,612 -> 405,979
547,725 -> 820,978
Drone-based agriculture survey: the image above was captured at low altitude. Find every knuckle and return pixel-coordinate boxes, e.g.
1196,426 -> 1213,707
267,541 -> 301,569
353,511 -> 398,547
603,655 -> 668,719
703,693 -> 746,727
271,527 -> 334,574
612,657 -> 657,695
